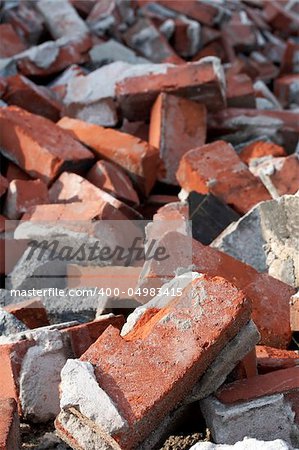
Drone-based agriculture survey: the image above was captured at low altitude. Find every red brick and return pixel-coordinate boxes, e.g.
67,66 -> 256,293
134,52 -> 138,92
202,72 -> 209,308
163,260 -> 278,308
87,160 -> 139,206
0,23 -> 27,58
58,117 -> 159,196
256,346 -> 299,374
121,120 -> 149,142
4,299 -> 49,329
140,231 -> 293,347
123,17 -> 182,64
49,172 -> 141,220
226,73 -> 255,108
4,179 -> 49,220
0,175 -> 8,198
0,340 -> 34,409
216,366 -> 299,404
0,106 -> 94,185
280,40 -> 299,74
80,275 -> 251,449
116,58 -> 226,121
0,398 -> 20,450
263,1 -> 299,35
234,349 -> 258,380
274,74 -> 299,107
61,315 -> 125,357
158,0 -> 227,26
269,155 -> 299,196
176,140 -> 271,214
5,163 -> 31,183
149,93 -> 207,185
3,75 -> 62,122
192,40 -> 226,62
4,3 -> 44,45
0,77 -> 7,97
17,35 -> 92,77
239,141 -> 286,164
173,17 -> 201,58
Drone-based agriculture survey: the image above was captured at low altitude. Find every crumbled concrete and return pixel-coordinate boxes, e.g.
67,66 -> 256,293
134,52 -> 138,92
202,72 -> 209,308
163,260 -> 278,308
89,39 -> 149,66
212,195 -> 299,287
200,394 -> 299,447
121,271 -> 200,336
190,437 -> 298,449
0,307 -> 28,336
19,328 -> 70,422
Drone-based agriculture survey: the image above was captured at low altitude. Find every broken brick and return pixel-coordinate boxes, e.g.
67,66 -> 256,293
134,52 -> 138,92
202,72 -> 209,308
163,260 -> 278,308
226,73 -> 256,108
176,140 -> 271,214
58,117 -> 159,195
3,299 -> 49,330
0,106 -> 94,185
0,398 -> 21,450
239,140 -> 286,164
256,345 -> 299,374
86,160 -> 139,206
49,172 -> 141,221
274,74 -> 299,108
3,2 -> 44,45
0,24 -> 27,58
280,40 -> 299,74
0,175 -> 8,198
3,75 -> 62,122
4,163 -> 31,183
3,179 -> 49,220
149,93 -> 207,185
116,57 -> 226,121
56,275 -> 251,449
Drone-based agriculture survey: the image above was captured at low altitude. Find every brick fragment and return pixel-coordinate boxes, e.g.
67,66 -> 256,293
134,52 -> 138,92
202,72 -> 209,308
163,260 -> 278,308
0,398 -> 21,450
87,160 -> 139,206
4,299 -> 49,329
280,40 -> 299,74
3,3 -> 44,45
158,1 -> 230,26
239,140 -> 286,164
35,0 -> 89,40
123,17 -> 182,64
0,106 -> 94,185
0,24 -> 27,58
149,93 -> 207,184
173,17 -> 201,58
3,179 -> 49,220
226,73 -> 256,108
0,175 -> 8,198
139,231 -> 294,347
176,140 -> 271,214
49,172 -> 142,220
256,345 -> 299,374
56,275 -> 251,449
116,57 -> 226,121
16,35 -> 92,77
58,117 -> 159,195
274,74 -> 299,108
263,1 -> 299,35
3,75 -> 62,121
0,317 -> 124,422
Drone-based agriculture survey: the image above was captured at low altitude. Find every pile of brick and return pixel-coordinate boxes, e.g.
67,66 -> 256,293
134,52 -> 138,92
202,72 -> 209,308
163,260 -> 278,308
0,0 -> 298,449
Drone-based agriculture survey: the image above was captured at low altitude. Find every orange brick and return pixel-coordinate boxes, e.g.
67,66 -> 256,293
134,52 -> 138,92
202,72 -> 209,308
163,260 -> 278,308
58,117 -> 159,195
239,140 -> 286,164
4,299 -> 50,329
256,345 -> 299,374
149,93 -> 207,184
0,398 -> 20,450
0,106 -> 94,185
176,140 -> 271,214
4,179 -> 49,219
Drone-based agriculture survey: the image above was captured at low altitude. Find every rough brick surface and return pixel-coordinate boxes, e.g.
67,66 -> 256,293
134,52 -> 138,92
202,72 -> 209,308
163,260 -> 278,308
0,398 -> 21,450
4,179 -> 49,220
4,299 -> 49,329
0,106 -> 94,185
0,23 -> 27,58
58,117 -> 159,195
176,141 -> 271,214
149,93 -> 207,184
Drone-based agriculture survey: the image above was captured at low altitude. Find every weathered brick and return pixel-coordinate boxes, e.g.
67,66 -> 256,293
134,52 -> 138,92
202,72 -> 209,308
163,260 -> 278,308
49,172 -> 141,220
4,179 -> 49,220
58,117 -> 159,195
0,398 -> 20,450
116,58 -> 226,121
256,346 -> 299,374
239,141 -> 286,164
176,141 -> 271,214
149,93 -> 207,184
3,299 -> 49,330
0,106 -> 94,185
56,275 -> 251,449
0,24 -> 27,58
3,75 -> 62,121
87,160 -> 139,206
274,74 -> 299,108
